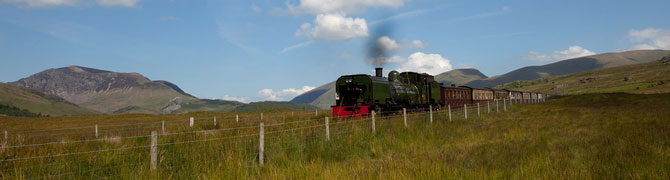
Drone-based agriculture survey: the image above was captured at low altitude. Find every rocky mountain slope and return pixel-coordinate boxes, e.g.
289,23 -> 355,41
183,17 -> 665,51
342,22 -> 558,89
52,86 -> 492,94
0,83 -> 97,116
290,81 -> 335,109
9,66 -> 236,114
466,50 -> 670,88
434,68 -> 487,86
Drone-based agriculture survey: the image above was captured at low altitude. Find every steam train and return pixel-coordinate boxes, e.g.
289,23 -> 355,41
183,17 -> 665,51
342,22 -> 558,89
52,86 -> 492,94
331,68 -> 546,118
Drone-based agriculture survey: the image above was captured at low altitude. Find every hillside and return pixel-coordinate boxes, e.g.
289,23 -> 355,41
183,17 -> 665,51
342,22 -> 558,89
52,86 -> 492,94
0,83 -> 97,116
434,68 -> 487,86
8,66 -> 238,114
290,81 -> 336,109
467,50 -> 670,88
231,101 -> 319,112
1,93 -> 668,178
497,55 -> 670,95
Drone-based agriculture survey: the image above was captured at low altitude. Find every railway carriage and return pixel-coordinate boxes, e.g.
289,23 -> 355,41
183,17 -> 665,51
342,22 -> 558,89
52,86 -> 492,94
510,91 -> 523,103
440,85 -> 471,108
492,89 -> 510,101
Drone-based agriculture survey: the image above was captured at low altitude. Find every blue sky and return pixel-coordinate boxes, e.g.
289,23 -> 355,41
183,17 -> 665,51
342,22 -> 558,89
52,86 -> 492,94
1,0 -> 669,102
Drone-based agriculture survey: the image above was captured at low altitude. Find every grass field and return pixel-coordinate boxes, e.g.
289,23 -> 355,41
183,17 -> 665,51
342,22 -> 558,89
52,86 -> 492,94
1,93 -> 669,179
497,59 -> 670,95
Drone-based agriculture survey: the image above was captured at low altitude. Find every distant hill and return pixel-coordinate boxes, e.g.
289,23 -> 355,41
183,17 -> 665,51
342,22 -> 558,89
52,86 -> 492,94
0,83 -> 97,116
231,101 -> 319,112
434,68 -> 487,86
290,81 -> 335,110
466,50 -> 670,88
497,54 -> 670,95
9,66 -> 238,114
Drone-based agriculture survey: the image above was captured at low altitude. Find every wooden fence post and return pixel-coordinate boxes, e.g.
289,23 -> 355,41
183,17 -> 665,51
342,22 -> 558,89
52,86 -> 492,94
189,117 -> 194,127
214,116 -> 217,126
403,108 -> 408,128
504,99 -> 507,112
477,103 -> 480,117
371,111 -> 376,133
236,114 -> 239,123
315,109 -> 318,116
448,105 -> 452,122
259,123 -> 264,167
4,130 -> 7,143
496,100 -> 499,112
325,117 -> 330,141
150,131 -> 157,170
464,104 -> 468,119
429,105 -> 433,124
95,124 -> 98,138
162,121 -> 166,135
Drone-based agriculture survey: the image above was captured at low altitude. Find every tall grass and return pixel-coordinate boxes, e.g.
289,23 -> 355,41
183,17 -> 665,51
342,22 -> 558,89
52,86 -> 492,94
1,93 -> 669,179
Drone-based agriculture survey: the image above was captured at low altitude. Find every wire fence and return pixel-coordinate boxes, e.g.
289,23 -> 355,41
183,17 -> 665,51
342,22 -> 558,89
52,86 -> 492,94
0,99 -> 544,179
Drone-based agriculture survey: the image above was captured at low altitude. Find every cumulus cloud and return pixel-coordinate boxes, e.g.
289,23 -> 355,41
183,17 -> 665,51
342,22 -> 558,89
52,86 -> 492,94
296,13 -> 368,40
377,36 -> 401,51
522,46 -> 596,62
96,0 -> 139,7
286,0 -> 405,15
0,0 -> 78,8
629,28 -> 670,50
375,36 -> 428,52
257,86 -> 316,101
396,52 -> 453,75
221,95 -> 250,103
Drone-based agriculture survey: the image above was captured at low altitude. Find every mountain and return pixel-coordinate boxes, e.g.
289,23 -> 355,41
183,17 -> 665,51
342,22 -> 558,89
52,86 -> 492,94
8,66 -> 237,114
497,54 -> 670,95
290,81 -> 335,109
0,83 -> 97,116
434,68 -> 488,86
466,50 -> 670,88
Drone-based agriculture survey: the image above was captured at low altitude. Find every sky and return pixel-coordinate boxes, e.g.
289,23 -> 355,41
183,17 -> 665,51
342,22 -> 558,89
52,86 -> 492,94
1,0 -> 669,102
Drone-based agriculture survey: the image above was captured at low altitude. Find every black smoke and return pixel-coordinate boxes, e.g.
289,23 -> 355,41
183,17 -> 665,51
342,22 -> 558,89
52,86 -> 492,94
366,22 -> 395,67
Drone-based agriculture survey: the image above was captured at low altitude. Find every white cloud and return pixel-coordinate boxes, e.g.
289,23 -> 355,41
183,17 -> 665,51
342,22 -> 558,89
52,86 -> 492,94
396,52 -> 453,75
256,86 -> 316,101
409,40 -> 428,49
221,95 -> 250,103
447,6 -> 510,23
0,0 -> 78,8
522,46 -> 596,62
296,13 -> 368,40
376,36 -> 428,52
377,36 -> 401,51
96,0 -> 139,7
281,40 -> 314,53
286,0 -> 405,15
369,7 -> 438,26
629,28 -> 670,50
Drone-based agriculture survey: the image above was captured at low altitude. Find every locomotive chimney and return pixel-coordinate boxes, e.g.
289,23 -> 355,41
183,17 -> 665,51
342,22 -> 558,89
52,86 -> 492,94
375,67 -> 383,77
